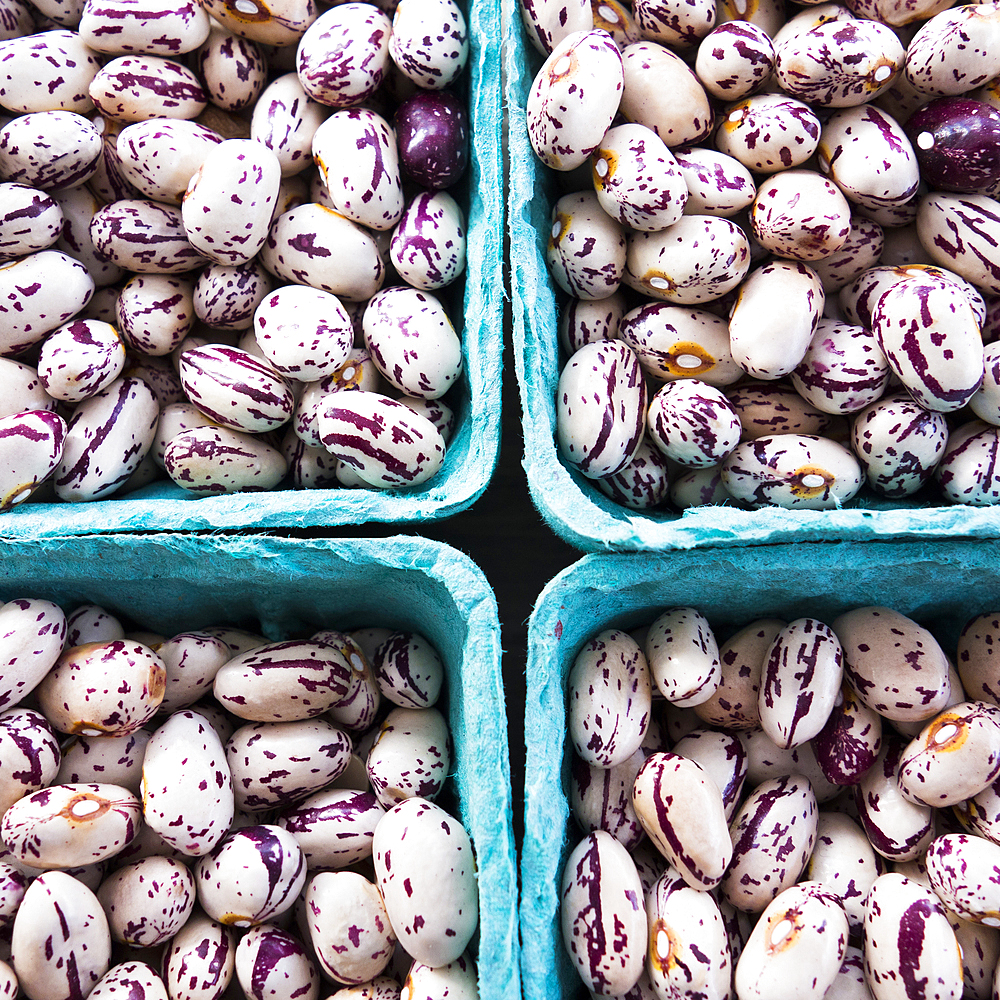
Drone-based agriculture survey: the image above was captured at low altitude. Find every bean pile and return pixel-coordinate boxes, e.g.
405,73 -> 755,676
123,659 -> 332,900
0,0 -> 470,509
561,605 -> 1000,1000
0,597 -> 479,1000
525,0 -> 1000,511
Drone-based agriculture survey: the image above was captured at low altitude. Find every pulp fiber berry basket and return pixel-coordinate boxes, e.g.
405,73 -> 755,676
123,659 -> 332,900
0,532 -> 519,1000
2,0 -> 502,539
503,8 -> 1000,553
520,538 -> 1000,1000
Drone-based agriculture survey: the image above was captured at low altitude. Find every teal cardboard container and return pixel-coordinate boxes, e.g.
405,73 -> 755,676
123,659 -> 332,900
3,0 -> 502,539
0,533 -> 518,1000
521,539 -> 1000,1000
504,10 -> 1000,553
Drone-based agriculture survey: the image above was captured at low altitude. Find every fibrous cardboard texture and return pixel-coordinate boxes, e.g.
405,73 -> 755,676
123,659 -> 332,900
1,0 -> 503,539
504,11 -> 1000,553
0,533 -> 518,1000
521,539 -> 1000,1000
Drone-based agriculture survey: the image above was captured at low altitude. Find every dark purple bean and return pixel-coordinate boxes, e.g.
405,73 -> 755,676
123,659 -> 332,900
394,89 -> 468,190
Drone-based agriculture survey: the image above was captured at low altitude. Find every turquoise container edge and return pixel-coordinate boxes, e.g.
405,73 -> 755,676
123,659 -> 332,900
503,13 -> 1000,553
0,532 -> 519,1000
521,538 -> 1000,1000
1,0 -> 503,539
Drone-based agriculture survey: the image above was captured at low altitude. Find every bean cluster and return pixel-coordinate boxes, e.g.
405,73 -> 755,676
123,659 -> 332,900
562,605 -> 1000,1000
0,0 -> 470,509
0,597 -> 478,1000
525,0 -> 1000,511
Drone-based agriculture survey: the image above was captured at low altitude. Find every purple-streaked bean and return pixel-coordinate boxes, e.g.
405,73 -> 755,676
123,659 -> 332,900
51,185 -> 124,286
630,837 -> 668,901
958,613 -> 1000,707
624,215 -> 750,305
226,718 -> 351,811
10,871 -> 111,1000
277,787 -> 383,870
0,360 -> 55,417
721,433 -> 863,509
643,607 -> 721,707
89,55 -> 207,122
363,286 -> 462,399
850,391 -> 948,497
547,190 -> 626,299
905,4 -> 1000,99
568,628 -> 651,768
949,912 -> 1000,1000
0,708 -> 60,815
213,639 -> 352,722
116,274 -> 194,356
282,430 -> 339,488
740,726 -> 842,802
0,111 -> 101,191
399,395 -> 456,444
693,619 -> 784,730
155,631 -> 231,712
372,631 -> 443,709
673,145 -> 756,219
864,873 -> 963,1000
790,319 -> 889,415
632,751 -> 732,890
37,319 -> 125,402
926,833 -> 1000,926
115,119 -> 222,205
727,382 -> 832,441
0,183 -> 63,261
854,736 -> 935,862
671,728 -> 748,820
97,856 -> 195,946
646,866 -> 731,1000
89,962 -> 168,1000
389,190 -> 466,291
556,340 -> 646,479
527,30 -> 624,171
834,606 -> 951,722
124,352 -> 186,406
373,797 -> 477,967
570,747 -> 645,849
196,26 -> 266,111
0,861 -> 27,929
56,730 -> 149,796
195,824 -> 305,927
253,284 -> 352,381
66,604 -> 123,647
618,302 -> 740,386
79,0 -> 210,55
37,639 -> 165,737
194,261 -> 272,331
235,923 -> 319,1000
737,882 -> 848,1000
721,774 -> 818,913
317,390 -> 447,488
669,463 -> 731,509
178,345 -> 292,433
729,261 -> 824,379
935,419 -> 1000,505
182,139 -> 280,267
312,109 -> 402,233
366,706 -> 449,808
695,21 -> 773,101
715,93 -> 820,172
200,0 -> 315,46
646,379 -> 741,468
818,105 -> 919,213
295,4 -> 391,108
917,192 -> 1000,296
812,680 -> 882,785
812,217 -> 885,294
897,702 -> 1000,806
970,341 -> 1000,424
521,0 -> 592,53
806,812 -> 880,936
53,375 -> 158,502
90,200 -> 207,274
164,424 -> 289,494
1,782 -> 141,869
758,617 -> 843,750
595,435 -> 671,509
261,203 -> 385,302
0,30 -> 100,114
560,830 -> 646,996
390,0 -> 467,90
403,955 -> 476,1000
162,912 -> 236,1000
250,73 -> 328,177
0,409 -> 67,510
